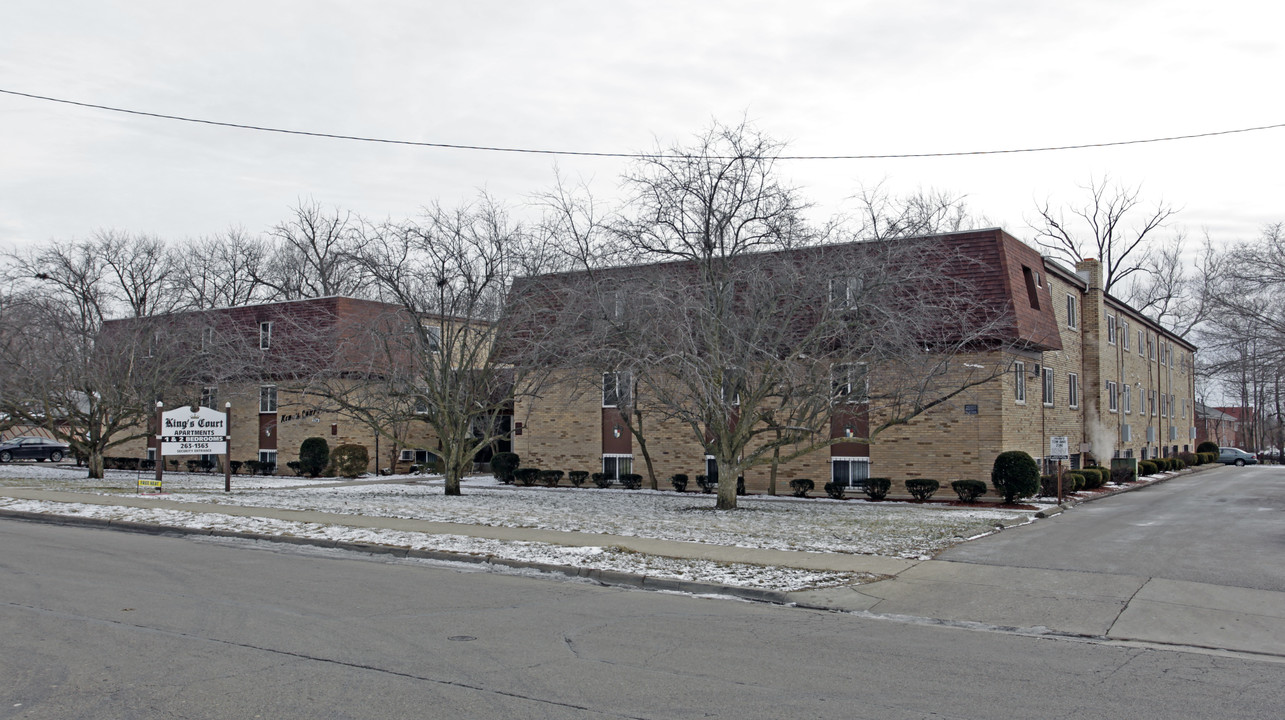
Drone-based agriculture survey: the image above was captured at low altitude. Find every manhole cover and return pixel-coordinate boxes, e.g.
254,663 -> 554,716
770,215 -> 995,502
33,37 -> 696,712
448,635 -> 477,642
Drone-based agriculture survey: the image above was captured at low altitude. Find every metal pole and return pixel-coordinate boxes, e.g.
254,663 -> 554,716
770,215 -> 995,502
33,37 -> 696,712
154,401 -> 164,492
224,401 -> 232,492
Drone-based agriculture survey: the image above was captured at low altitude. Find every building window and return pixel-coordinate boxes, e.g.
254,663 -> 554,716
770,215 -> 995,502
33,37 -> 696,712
421,322 -> 442,353
259,321 -> 272,350
1160,393 -> 1168,417
1138,330 -> 1144,356
602,371 -> 632,408
829,277 -> 861,308
831,457 -> 870,490
201,326 -> 214,353
1149,390 -> 1157,416
1182,398 -> 1187,418
1171,394 -> 1176,418
1107,315 -> 1117,345
602,454 -> 632,480
1068,373 -> 1079,409
201,386 -> 218,410
1022,266 -> 1041,310
1042,366 -> 1054,407
1123,384 -> 1132,414
257,450 -> 277,473
1122,320 -> 1130,350
1107,381 -> 1118,412
832,363 -> 869,402
260,385 -> 277,413
1066,294 -> 1078,330
1014,362 -> 1026,403
1148,336 -> 1155,360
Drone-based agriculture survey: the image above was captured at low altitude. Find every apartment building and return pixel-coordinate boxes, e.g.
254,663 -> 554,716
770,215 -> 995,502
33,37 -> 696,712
511,228 -> 1197,490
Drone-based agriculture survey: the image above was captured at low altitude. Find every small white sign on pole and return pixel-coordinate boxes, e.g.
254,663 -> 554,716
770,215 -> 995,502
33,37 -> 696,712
1049,436 -> 1070,460
160,406 -> 229,456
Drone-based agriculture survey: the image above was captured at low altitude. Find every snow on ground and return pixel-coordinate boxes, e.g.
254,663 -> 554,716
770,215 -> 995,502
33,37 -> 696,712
97,471 -> 1045,559
0,497 -> 870,591
0,463 -> 1085,591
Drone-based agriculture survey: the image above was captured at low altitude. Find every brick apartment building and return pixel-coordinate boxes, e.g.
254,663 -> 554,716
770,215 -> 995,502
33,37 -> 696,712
510,228 -> 1198,490
115,296 -> 443,473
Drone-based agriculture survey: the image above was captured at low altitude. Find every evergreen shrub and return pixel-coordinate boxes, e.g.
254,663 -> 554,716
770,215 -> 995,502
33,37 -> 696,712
905,478 -> 940,501
328,444 -> 369,478
951,479 -> 987,503
824,481 -> 846,499
863,477 -> 892,501
299,437 -> 330,477
789,478 -> 814,498
991,451 -> 1040,504
491,452 -> 520,484
670,473 -> 688,492
568,470 -> 589,487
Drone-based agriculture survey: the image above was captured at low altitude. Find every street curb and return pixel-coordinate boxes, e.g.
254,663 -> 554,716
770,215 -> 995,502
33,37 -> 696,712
0,508 -> 791,605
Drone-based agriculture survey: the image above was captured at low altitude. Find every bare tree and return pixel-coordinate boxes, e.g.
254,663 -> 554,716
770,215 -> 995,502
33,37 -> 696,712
525,123 -> 1015,510
172,228 -> 269,309
1029,176 -> 1177,293
255,200 -> 367,300
1121,230 -> 1219,339
324,196 -> 555,495
92,230 -> 180,317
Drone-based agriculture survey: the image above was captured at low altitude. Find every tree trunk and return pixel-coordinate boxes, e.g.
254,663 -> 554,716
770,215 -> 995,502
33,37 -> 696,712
715,458 -> 738,510
87,450 -> 105,479
444,469 -> 462,496
768,430 -> 781,496
633,408 -> 659,490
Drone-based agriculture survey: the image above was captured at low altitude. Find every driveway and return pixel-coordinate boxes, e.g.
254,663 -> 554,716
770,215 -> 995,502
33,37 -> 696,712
938,464 -> 1285,593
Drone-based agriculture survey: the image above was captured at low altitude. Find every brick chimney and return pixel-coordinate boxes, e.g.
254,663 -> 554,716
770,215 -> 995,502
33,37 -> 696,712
1075,258 -> 1103,292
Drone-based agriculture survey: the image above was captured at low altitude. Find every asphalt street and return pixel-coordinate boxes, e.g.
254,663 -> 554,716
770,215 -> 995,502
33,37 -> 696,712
939,464 -> 1285,592
3,519 -> 1284,719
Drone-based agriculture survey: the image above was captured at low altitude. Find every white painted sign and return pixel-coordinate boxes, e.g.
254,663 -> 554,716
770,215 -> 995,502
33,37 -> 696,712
160,406 -> 228,455
1049,436 -> 1070,460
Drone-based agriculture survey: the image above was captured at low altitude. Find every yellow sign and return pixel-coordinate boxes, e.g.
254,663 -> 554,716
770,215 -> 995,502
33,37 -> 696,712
137,479 -> 162,489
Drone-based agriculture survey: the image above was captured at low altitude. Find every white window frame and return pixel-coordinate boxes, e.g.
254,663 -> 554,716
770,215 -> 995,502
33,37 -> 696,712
830,456 -> 871,489
257,449 -> 277,469
833,362 -> 869,403
1107,315 -> 1117,345
423,323 -> 442,353
1123,384 -> 1132,414
201,326 -> 214,353
602,453 -> 633,480
259,384 -> 278,414
1068,372 -> 1079,409
259,321 -> 272,350
1122,320 -> 1130,350
1014,362 -> 1026,403
602,371 -> 632,408
201,386 -> 218,410
1107,381 -> 1118,412
828,276 -> 861,309
1066,294 -> 1078,330
1138,330 -> 1144,356
1042,366 -> 1054,407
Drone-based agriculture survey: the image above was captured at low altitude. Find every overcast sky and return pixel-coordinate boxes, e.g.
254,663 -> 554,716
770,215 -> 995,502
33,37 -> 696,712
2,1 -> 1281,253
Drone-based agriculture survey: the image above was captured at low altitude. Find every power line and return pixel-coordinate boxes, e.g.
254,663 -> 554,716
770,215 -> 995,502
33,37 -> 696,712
3,87 -> 1283,160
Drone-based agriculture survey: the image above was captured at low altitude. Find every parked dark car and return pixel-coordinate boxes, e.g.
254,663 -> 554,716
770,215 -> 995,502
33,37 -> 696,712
1218,447 -> 1258,466
0,436 -> 70,463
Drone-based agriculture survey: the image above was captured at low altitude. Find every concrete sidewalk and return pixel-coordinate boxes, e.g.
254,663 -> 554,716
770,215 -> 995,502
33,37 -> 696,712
4,485 -> 1284,660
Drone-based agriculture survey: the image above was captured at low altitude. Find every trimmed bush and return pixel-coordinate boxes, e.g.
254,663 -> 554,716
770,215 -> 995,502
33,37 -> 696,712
591,472 -> 613,489
824,481 -> 845,499
905,478 -> 940,502
952,479 -> 987,503
1138,460 -> 1158,476
670,473 -> 688,492
538,469 -> 564,487
1065,472 -> 1085,493
491,452 -> 520,484
1196,440 -> 1219,455
228,460 -> 242,475
514,467 -> 541,486
1178,451 -> 1198,467
568,470 -> 589,487
328,444 -> 369,478
286,460 -> 304,476
1079,467 -> 1105,490
864,477 -> 892,501
619,473 -> 643,489
1040,474 -> 1059,497
1111,463 -> 1137,484
695,474 -> 715,493
991,451 -> 1040,504
299,437 -> 330,478
789,478 -> 815,498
